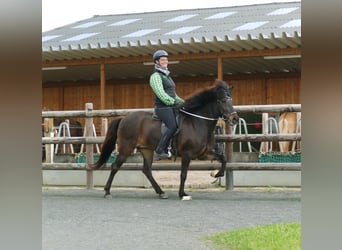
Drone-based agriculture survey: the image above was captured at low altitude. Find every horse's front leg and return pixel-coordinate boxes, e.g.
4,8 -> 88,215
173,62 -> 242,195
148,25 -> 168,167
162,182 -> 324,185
179,156 -> 192,200
214,152 -> 227,178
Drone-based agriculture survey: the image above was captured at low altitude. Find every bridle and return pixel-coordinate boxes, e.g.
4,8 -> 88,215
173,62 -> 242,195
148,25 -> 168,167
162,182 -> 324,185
217,95 -> 238,125
179,108 -> 219,121
179,95 -> 237,124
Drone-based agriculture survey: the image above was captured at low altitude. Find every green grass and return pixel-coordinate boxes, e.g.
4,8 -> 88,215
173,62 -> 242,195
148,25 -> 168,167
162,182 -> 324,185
206,222 -> 301,250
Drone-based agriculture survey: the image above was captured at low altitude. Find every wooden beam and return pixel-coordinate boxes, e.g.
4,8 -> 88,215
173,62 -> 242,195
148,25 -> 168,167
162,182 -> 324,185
217,57 -> 223,80
100,64 -> 106,109
42,48 -> 301,67
41,104 -> 301,118
42,133 -> 301,144
85,103 -> 94,189
42,162 -> 301,171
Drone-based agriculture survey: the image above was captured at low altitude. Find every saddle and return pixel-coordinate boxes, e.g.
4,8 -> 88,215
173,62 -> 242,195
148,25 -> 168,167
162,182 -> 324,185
152,109 -> 183,136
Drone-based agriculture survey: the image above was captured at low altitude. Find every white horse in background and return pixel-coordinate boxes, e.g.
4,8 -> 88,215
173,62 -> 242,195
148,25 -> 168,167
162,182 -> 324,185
278,112 -> 301,153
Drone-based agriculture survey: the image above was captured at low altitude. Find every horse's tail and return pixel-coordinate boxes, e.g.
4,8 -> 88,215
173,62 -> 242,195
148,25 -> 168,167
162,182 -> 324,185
92,117 -> 123,169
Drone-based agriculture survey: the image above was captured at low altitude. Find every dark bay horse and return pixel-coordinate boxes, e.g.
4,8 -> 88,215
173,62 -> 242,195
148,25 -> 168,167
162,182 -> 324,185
93,80 -> 239,200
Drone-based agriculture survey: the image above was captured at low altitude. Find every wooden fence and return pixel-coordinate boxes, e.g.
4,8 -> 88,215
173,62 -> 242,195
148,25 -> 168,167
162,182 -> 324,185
42,103 -> 301,190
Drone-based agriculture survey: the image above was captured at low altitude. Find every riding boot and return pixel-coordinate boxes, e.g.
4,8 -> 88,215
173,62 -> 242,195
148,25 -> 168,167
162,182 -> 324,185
154,131 -> 171,160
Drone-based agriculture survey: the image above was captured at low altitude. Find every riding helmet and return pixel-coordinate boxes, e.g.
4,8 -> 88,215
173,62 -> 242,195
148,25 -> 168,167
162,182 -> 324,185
153,50 -> 168,62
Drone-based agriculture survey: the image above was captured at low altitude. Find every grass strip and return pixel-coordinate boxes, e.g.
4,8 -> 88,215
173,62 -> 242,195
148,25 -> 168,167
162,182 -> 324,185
206,222 -> 301,250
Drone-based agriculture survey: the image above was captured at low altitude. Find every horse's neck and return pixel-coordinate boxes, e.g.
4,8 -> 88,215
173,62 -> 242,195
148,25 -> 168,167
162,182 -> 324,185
195,102 -> 218,117
188,104 -> 218,131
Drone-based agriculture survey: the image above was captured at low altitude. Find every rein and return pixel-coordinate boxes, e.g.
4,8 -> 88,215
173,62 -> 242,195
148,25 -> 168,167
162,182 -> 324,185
180,108 -> 219,121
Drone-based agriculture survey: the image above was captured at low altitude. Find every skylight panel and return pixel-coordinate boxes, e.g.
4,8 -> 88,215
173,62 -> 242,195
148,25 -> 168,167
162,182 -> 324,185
233,21 -> 268,31
280,19 -> 301,28
267,7 -> 299,15
42,35 -> 61,42
109,18 -> 141,26
122,29 -> 159,38
62,33 -> 100,42
205,11 -> 236,19
165,14 -> 198,22
165,26 -> 202,35
72,21 -> 105,28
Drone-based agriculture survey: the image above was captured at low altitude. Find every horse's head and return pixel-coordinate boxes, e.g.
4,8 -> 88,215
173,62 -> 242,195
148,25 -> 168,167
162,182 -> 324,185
216,81 -> 239,126
182,80 -> 239,125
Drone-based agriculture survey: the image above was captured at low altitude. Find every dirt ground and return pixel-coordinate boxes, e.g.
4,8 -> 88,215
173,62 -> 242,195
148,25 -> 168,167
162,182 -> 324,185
153,170 -> 220,189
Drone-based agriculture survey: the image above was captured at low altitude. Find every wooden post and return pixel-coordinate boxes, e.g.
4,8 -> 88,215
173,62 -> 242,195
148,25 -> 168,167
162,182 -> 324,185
101,118 -> 108,136
261,113 -> 269,152
225,123 -> 234,190
100,64 -> 106,110
100,118 -> 108,151
44,118 -> 54,163
290,112 -> 301,153
85,103 -> 94,189
217,57 -> 223,80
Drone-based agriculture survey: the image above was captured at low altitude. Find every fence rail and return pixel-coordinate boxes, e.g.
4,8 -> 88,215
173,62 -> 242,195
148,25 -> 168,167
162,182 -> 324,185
42,162 -> 301,171
42,104 -> 301,118
42,133 -> 301,144
42,103 -> 301,190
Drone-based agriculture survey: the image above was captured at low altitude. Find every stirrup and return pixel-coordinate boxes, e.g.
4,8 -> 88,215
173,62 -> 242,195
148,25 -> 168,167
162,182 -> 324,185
167,146 -> 172,158
154,151 -> 170,161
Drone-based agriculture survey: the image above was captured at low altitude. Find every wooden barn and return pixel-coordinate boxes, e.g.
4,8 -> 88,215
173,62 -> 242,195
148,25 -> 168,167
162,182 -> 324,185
42,2 -> 301,131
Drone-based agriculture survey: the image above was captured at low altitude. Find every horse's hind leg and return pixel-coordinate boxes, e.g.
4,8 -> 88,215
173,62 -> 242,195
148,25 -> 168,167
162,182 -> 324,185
104,154 -> 127,198
179,156 -> 192,200
140,149 -> 168,199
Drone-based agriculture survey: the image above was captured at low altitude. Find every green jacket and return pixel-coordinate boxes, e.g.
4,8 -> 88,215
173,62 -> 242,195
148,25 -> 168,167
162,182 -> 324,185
150,72 -> 184,107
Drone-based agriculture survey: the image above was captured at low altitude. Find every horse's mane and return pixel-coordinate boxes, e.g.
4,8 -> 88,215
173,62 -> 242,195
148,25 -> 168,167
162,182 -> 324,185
182,80 -> 229,111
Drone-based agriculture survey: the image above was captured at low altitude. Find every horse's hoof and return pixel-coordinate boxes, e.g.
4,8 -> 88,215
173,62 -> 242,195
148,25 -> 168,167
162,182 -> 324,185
159,193 -> 168,199
215,172 -> 224,178
104,194 -> 112,199
181,195 -> 192,201
210,170 -> 218,177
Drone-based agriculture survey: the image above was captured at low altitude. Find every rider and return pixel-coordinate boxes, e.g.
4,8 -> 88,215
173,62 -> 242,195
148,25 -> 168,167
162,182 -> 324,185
149,50 -> 184,160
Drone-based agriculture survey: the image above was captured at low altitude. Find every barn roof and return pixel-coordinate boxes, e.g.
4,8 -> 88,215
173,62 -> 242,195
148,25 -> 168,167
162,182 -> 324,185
42,1 -> 301,82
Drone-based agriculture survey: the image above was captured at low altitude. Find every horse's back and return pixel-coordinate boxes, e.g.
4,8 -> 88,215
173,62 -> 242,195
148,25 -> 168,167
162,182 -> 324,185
119,111 -> 157,129
118,111 -> 161,148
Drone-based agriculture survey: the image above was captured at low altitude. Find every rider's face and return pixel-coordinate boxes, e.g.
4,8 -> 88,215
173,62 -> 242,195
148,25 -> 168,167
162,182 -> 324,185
158,57 -> 168,68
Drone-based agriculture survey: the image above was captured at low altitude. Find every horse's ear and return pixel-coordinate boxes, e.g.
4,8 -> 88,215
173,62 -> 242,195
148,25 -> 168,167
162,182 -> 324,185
214,79 -> 227,87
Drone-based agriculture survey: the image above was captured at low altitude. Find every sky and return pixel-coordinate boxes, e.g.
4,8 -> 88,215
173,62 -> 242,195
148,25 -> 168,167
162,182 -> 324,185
42,0 -> 300,32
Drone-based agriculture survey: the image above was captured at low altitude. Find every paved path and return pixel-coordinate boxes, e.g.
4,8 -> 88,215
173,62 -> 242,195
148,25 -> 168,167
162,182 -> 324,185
42,187 -> 300,250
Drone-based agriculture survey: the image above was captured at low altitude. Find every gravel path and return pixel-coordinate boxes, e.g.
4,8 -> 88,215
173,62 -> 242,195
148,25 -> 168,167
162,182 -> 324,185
42,187 -> 301,250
